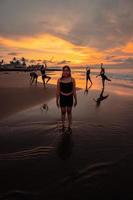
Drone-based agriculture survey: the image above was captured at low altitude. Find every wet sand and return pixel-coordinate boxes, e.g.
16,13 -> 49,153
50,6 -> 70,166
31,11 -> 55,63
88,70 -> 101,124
0,79 -> 133,199
0,72 -> 56,120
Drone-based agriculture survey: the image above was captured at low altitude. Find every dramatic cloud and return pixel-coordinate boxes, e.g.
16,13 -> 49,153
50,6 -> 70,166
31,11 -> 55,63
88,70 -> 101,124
125,57 -> 133,64
8,52 -> 20,56
57,60 -> 71,65
0,0 -> 133,65
111,56 -> 133,65
0,0 -> 133,50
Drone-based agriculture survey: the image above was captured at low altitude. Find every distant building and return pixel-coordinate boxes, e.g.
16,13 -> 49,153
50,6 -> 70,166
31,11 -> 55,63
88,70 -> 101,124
0,63 -> 27,71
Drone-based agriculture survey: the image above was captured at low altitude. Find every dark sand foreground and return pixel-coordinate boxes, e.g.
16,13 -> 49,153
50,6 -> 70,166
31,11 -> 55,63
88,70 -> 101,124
0,72 -> 133,200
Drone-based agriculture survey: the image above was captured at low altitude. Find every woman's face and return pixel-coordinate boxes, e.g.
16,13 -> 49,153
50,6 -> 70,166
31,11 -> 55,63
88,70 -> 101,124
62,68 -> 70,77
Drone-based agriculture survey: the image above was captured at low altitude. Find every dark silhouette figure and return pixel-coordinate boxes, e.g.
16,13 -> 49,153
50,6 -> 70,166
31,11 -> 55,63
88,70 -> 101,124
57,130 -> 73,160
30,67 -> 38,86
86,66 -> 92,89
96,63 -> 111,88
40,63 -> 51,87
94,87 -> 109,107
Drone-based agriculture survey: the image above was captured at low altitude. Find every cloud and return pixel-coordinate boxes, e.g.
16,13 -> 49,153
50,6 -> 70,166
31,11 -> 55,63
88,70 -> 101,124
0,0 -> 133,51
30,59 -> 36,63
64,0 -> 133,50
105,55 -> 116,61
124,57 -> 133,64
8,52 -> 20,56
112,56 -> 133,65
57,60 -> 71,65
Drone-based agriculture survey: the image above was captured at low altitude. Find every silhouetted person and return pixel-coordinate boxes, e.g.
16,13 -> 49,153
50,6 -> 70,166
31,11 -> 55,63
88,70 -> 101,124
30,66 -> 38,86
40,63 -> 51,87
86,66 -> 92,89
56,66 -> 77,132
94,87 -> 109,107
96,63 -> 111,88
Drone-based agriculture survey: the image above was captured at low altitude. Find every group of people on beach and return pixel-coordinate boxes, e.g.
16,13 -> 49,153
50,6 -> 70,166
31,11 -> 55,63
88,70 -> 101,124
30,62 -> 111,133
30,63 -> 51,87
56,63 -> 111,133
86,63 -> 111,89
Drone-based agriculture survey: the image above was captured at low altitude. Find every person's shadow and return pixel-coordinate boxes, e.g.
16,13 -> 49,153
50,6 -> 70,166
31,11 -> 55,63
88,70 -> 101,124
57,130 -> 73,160
94,87 -> 109,107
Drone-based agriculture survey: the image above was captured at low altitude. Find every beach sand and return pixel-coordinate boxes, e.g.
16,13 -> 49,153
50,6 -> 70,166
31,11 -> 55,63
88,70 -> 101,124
0,72 -> 133,199
0,71 -> 56,120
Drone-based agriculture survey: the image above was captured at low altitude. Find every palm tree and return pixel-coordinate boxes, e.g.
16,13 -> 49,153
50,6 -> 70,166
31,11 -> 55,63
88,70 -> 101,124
0,59 -> 4,65
21,57 -> 26,65
13,57 -> 17,64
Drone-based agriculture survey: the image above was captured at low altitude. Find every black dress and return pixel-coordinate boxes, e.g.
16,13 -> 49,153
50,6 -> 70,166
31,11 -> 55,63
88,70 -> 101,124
60,81 -> 73,107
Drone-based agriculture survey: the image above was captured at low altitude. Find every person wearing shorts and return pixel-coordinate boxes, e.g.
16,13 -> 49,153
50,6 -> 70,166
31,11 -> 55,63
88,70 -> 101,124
56,66 -> 77,131
40,63 -> 51,87
30,69 -> 38,85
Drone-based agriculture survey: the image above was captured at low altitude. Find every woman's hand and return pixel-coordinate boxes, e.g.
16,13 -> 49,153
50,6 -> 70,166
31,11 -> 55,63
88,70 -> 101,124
74,99 -> 77,107
56,99 -> 59,108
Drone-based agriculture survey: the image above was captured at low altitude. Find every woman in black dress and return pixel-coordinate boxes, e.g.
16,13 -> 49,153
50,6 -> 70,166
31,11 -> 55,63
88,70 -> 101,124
56,66 -> 77,131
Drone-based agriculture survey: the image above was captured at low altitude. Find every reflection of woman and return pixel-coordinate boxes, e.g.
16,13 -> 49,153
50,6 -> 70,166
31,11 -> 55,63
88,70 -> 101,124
57,133 -> 73,160
56,66 -> 77,131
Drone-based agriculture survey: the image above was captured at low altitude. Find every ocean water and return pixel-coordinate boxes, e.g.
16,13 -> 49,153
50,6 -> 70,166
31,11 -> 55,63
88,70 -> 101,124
38,67 -> 133,96
74,67 -> 133,81
46,66 -> 133,81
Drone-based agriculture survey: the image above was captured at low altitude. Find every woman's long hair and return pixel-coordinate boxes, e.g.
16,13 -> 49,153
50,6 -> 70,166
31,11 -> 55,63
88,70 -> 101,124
61,65 -> 71,79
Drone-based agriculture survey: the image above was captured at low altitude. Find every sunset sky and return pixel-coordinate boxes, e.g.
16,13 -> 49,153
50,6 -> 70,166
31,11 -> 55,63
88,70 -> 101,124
0,0 -> 133,66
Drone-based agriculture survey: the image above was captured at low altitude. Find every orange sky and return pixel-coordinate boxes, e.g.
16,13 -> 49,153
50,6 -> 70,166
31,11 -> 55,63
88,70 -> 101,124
0,34 -> 133,66
0,0 -> 133,67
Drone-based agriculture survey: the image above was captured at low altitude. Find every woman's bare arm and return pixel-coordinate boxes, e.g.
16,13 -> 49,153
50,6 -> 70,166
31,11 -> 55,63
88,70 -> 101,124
44,63 -> 47,69
56,78 -> 60,107
72,78 -> 77,106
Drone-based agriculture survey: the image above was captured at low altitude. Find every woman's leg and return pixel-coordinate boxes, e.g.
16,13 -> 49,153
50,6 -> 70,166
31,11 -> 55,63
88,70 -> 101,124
30,76 -> 33,85
86,79 -> 88,89
106,77 -> 111,81
31,77 -> 34,85
61,107 -> 66,129
42,76 -> 45,86
67,107 -> 72,128
46,76 -> 51,84
102,79 -> 105,88
35,77 -> 37,85
89,77 -> 93,85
